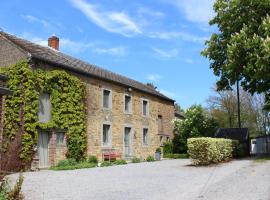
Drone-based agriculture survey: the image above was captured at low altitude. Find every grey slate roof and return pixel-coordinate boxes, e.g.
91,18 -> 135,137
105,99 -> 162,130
0,31 -> 174,102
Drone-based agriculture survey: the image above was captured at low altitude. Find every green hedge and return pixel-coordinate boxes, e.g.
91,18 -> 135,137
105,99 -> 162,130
163,153 -> 189,159
187,137 -> 233,165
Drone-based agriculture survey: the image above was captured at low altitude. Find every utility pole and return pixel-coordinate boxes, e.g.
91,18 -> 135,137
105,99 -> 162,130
236,80 -> 241,129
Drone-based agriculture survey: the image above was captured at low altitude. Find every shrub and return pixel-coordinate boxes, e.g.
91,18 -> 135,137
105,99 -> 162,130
100,161 -> 113,167
188,137 -> 233,165
0,173 -> 24,200
56,158 -> 77,167
163,141 -> 173,154
88,155 -> 98,164
132,157 -> 141,163
163,153 -> 188,159
156,147 -> 162,153
146,155 -> 155,162
113,159 -> 127,165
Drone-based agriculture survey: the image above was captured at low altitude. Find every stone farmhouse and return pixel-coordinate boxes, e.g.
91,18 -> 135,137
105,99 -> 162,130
0,31 -> 175,168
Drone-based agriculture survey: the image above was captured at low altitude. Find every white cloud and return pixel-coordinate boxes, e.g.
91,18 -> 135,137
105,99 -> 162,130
159,89 -> 182,100
146,74 -> 163,83
166,0 -> 215,24
152,48 -> 178,59
21,15 -> 50,27
92,46 -> 127,56
149,31 -> 207,43
69,0 -> 141,37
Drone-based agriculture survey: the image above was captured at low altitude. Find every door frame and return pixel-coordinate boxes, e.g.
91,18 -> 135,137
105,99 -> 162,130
123,124 -> 133,158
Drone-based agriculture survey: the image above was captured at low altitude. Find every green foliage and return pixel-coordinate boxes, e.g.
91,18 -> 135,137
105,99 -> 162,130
155,147 -> 161,153
88,155 -> 98,164
56,159 -> 77,167
113,159 -> 127,165
0,174 -> 24,200
173,105 -> 218,153
131,157 -> 141,163
100,161 -> 113,167
188,137 -> 233,165
202,0 -> 270,109
51,160 -> 96,170
163,141 -> 173,154
163,153 -> 188,159
146,155 -> 155,162
1,60 -> 87,162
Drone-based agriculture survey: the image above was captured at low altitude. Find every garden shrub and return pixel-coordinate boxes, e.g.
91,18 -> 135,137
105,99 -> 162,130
131,157 -> 140,163
188,137 -> 233,165
88,155 -> 98,164
146,155 -> 155,162
163,141 -> 173,154
100,161 -> 113,167
56,159 -> 77,167
163,153 -> 188,159
113,159 -> 127,165
0,173 -> 24,200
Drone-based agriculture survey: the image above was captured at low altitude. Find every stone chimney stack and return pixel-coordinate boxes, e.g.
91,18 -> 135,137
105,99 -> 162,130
48,35 -> 59,50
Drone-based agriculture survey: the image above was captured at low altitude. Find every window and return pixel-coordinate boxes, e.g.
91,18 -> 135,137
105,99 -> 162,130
102,89 -> 111,109
142,99 -> 149,116
143,128 -> 148,145
124,94 -> 132,113
38,93 -> 51,123
102,124 -> 111,146
56,132 -> 65,145
158,115 -> 163,133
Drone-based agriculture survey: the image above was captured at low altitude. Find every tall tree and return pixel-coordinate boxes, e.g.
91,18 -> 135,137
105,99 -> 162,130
202,0 -> 270,110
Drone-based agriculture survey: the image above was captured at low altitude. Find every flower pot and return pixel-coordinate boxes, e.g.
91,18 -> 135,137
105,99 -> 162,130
155,152 -> 161,161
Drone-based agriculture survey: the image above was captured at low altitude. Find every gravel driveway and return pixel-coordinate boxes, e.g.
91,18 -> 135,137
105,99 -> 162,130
8,159 -> 270,200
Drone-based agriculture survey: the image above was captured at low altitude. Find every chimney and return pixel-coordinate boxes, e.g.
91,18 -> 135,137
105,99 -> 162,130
48,35 -> 59,50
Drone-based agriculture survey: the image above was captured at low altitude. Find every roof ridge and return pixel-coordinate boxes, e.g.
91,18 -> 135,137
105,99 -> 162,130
0,31 -> 174,102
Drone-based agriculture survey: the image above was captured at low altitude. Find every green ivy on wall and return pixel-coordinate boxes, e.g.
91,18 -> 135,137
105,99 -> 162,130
1,60 -> 87,162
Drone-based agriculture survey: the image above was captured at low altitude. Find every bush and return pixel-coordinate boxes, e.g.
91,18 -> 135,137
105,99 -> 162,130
56,158 -> 77,167
163,141 -> 173,154
163,153 -> 189,159
146,155 -> 155,162
155,147 -> 162,153
88,155 -> 98,164
0,173 -> 24,200
131,157 -> 141,163
100,161 -> 113,167
188,137 -> 233,165
113,159 -> 127,165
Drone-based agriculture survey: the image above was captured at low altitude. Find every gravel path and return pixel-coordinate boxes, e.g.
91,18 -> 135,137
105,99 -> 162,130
7,159 -> 270,200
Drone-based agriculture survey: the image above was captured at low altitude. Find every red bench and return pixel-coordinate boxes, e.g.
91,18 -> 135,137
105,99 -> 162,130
102,149 -> 121,161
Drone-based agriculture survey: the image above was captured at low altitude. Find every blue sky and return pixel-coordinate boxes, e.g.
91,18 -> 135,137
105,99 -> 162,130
0,0 -> 217,109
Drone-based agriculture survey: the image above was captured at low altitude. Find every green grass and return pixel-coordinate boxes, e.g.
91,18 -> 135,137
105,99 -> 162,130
50,162 -> 97,170
253,156 -> 270,163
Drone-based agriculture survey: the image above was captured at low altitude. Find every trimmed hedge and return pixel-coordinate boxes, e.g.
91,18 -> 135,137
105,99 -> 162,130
163,153 -> 189,159
188,137 -> 233,165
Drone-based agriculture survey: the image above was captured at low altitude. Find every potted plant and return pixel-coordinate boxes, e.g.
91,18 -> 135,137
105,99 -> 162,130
155,147 -> 162,161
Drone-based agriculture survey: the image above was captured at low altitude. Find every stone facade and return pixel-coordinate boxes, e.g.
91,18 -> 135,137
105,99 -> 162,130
0,35 -> 175,167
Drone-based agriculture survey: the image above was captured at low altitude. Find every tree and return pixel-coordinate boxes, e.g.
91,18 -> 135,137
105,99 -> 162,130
202,0 -> 270,110
207,85 -> 270,137
173,105 -> 218,153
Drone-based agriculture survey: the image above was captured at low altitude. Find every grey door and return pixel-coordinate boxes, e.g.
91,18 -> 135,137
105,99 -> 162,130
124,127 -> 131,157
38,131 -> 49,167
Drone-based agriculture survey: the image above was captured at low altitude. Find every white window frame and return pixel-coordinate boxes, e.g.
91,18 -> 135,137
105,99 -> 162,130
101,88 -> 112,110
142,127 -> 149,146
101,122 -> 112,147
141,98 -> 149,117
124,94 -> 132,114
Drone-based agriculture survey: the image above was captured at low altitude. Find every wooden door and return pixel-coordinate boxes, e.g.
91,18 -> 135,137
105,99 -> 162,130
38,131 -> 49,167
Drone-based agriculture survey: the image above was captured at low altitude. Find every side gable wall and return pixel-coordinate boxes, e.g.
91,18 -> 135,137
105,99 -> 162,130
0,36 -> 28,67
